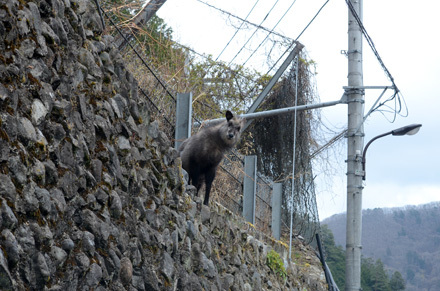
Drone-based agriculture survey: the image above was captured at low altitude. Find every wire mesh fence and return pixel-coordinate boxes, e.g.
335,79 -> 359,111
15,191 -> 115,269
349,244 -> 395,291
211,152 -> 245,216
281,170 -> 320,245
255,174 -> 273,234
95,1 -> 320,245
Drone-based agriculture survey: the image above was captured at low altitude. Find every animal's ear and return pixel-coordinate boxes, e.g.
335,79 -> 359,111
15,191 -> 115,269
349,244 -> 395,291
225,110 -> 233,121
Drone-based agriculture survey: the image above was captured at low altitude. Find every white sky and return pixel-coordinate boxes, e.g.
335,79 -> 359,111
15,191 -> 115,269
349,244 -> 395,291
157,0 -> 440,220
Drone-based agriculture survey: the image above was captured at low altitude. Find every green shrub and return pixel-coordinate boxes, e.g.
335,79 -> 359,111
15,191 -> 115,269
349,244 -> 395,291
266,249 -> 287,280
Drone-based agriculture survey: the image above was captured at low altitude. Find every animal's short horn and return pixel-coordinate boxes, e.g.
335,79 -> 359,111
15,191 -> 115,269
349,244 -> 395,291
225,110 -> 233,121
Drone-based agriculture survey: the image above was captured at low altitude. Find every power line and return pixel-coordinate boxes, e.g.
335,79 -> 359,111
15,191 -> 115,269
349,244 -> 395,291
182,1 -> 268,109
267,0 -> 331,75
187,0 -> 261,115
190,0 -> 298,97
215,0 -> 261,61
243,0 -> 298,67
372,91 -> 408,122
345,0 -> 394,87
310,129 -> 347,159
227,0 -> 281,66
344,0 -> 408,121
193,0 -> 331,82
197,0 -> 293,43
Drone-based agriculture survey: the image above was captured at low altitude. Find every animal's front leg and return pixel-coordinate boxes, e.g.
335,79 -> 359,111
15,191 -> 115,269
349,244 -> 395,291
189,168 -> 202,198
203,167 -> 217,206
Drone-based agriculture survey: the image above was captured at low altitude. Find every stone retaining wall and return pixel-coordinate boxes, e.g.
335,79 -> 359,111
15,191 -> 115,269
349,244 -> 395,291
0,0 -> 326,289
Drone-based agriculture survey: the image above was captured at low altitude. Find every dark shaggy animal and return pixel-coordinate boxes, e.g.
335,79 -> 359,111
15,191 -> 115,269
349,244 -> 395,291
178,111 -> 245,206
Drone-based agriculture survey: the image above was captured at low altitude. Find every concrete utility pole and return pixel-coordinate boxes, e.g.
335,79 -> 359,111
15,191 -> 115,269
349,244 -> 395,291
345,0 -> 364,290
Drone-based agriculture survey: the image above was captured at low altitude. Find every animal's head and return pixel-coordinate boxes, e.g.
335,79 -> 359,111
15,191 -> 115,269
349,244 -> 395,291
222,110 -> 245,146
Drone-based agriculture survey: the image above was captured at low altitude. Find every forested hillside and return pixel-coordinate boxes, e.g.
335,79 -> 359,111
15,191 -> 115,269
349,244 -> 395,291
323,202 -> 440,290
321,225 -> 405,291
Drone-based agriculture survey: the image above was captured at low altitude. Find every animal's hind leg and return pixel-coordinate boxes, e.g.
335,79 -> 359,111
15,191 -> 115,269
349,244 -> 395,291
203,167 -> 216,206
189,168 -> 202,197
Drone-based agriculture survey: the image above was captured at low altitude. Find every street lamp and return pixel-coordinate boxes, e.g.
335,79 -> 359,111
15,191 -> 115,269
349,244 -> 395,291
362,124 -> 422,180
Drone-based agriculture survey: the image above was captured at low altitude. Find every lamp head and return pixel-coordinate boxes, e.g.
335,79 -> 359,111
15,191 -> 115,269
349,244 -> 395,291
391,124 -> 422,136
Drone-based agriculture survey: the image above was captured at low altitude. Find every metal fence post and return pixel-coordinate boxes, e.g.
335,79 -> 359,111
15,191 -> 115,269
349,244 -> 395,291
272,183 -> 282,240
243,155 -> 257,224
175,93 -> 192,149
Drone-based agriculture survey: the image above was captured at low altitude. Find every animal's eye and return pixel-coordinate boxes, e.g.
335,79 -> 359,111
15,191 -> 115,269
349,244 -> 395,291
237,126 -> 241,131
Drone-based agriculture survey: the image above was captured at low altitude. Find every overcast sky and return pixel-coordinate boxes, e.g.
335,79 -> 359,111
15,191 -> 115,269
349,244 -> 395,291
157,0 -> 440,220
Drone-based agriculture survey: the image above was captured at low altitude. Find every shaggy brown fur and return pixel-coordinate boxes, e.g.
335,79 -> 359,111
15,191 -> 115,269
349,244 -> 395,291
178,111 -> 245,205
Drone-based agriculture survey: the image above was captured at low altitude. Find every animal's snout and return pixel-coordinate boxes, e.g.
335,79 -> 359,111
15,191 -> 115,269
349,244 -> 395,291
228,133 -> 234,139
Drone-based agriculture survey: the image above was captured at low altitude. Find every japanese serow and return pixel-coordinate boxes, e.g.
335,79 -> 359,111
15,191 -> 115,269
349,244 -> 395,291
178,111 -> 245,206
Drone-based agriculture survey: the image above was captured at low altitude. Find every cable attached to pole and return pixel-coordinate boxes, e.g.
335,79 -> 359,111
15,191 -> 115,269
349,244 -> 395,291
289,55 -> 300,260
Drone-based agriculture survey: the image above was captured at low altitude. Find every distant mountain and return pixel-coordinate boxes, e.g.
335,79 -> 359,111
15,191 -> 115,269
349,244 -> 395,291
322,202 -> 440,291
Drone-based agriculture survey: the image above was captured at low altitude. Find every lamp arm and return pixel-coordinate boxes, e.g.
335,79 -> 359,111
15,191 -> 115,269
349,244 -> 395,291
361,131 -> 392,180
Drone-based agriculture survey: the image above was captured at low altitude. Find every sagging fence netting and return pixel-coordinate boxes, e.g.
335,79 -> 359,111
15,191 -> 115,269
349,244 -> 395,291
97,0 -> 322,244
